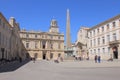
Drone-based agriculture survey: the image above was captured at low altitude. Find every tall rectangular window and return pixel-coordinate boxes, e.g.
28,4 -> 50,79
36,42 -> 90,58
107,24 -> 109,30
58,36 -> 60,39
51,35 -> 53,39
26,34 -> 29,38
45,35 -> 47,38
90,32 -> 92,37
98,38 -> 100,45
50,42 -> 53,49
35,34 -> 37,38
98,48 -> 100,55
107,35 -> 110,42
42,35 -> 44,38
58,43 -> 61,49
90,40 -> 92,47
103,48 -> 105,54
90,50 -> 92,54
97,28 -> 99,33
119,20 -> 120,27
40,41 -> 41,48
102,26 -> 104,32
35,41 -> 38,49
112,22 -> 116,28
93,30 -> 95,36
94,49 -> 96,54
108,47 -> 110,55
102,37 -> 105,44
26,43 -> 29,48
113,33 -> 116,41
94,39 -> 96,46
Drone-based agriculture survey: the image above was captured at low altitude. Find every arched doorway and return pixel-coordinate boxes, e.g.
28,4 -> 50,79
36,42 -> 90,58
43,53 -> 46,60
42,51 -> 46,60
112,46 -> 118,59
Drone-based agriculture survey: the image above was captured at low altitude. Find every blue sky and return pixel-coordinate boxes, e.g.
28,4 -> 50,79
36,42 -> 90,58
0,0 -> 120,43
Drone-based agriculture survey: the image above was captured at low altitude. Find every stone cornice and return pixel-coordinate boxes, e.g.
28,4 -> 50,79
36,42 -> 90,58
20,31 -> 64,36
21,38 -> 64,42
89,14 -> 120,31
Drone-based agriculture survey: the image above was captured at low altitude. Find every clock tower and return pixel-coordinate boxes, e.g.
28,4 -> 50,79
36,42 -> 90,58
49,19 -> 59,33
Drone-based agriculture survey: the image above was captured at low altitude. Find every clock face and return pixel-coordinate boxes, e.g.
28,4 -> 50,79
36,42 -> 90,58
51,28 -> 59,32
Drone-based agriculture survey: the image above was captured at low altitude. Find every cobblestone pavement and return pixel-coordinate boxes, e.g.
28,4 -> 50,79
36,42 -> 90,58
0,60 -> 120,80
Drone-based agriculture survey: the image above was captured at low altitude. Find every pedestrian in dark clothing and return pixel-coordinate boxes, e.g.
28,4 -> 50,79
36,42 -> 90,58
33,57 -> 36,63
98,56 -> 101,63
94,55 -> 97,63
19,57 -> 22,63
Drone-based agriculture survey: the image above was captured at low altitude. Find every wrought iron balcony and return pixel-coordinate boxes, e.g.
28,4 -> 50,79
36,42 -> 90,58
109,40 -> 120,45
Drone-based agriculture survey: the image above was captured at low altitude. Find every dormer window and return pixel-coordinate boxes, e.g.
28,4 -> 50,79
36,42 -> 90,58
107,24 -> 109,30
97,28 -> 99,33
93,30 -> 95,36
102,26 -> 104,32
58,36 -> 60,39
90,32 -> 92,37
112,22 -> 116,28
51,35 -> 53,39
35,34 -> 37,38
26,34 -> 29,38
113,33 -> 116,41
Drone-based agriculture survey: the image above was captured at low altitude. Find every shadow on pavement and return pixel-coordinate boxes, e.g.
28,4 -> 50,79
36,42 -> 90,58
0,59 -> 30,73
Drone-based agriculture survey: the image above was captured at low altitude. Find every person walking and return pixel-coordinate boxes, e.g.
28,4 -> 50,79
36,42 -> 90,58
94,55 -> 97,63
98,56 -> 101,63
33,57 -> 36,63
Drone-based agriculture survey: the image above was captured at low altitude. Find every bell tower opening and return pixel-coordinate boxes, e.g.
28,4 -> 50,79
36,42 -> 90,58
49,19 -> 59,33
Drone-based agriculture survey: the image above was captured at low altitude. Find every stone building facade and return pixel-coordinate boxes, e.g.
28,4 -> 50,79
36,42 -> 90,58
0,12 -> 26,61
88,15 -> 120,60
75,27 -> 90,59
19,19 -> 64,60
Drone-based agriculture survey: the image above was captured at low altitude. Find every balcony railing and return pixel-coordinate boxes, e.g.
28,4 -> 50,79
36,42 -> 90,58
109,40 -> 120,45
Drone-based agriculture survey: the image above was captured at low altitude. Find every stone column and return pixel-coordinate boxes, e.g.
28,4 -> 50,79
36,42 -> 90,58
46,41 -> 49,49
66,9 -> 71,48
46,51 -> 50,60
47,41 -> 50,49
39,41 -> 41,49
40,41 -> 42,49
46,41 -> 47,49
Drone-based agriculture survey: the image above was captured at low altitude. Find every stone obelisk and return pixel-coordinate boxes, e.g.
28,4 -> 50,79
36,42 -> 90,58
66,9 -> 71,48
